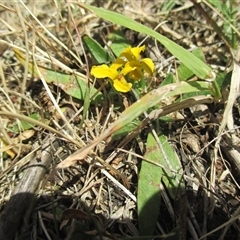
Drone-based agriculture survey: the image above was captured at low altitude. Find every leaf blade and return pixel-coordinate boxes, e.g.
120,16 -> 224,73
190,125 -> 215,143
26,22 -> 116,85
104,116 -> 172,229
138,133 -> 162,236
85,5 -> 213,79
83,35 -> 113,64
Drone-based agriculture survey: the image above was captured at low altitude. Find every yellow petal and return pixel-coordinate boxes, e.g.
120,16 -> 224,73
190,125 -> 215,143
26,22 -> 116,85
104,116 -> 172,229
127,60 -> 141,68
124,61 -> 141,80
119,46 -> 134,61
113,76 -> 132,92
121,62 -> 136,75
131,45 -> 145,60
111,58 -> 125,70
140,58 -> 154,74
90,65 -> 118,80
129,68 -> 143,80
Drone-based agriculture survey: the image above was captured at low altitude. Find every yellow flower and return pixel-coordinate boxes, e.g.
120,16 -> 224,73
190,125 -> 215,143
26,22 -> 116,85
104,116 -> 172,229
90,64 -> 134,92
90,45 -> 155,92
112,45 -> 154,80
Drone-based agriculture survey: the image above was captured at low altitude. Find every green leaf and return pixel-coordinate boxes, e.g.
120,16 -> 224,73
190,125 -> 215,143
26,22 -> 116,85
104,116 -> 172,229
161,0 -> 177,12
218,71 -> 230,89
14,48 -> 104,103
85,5 -> 213,79
161,48 -> 206,86
10,113 -> 41,132
158,133 -> 185,199
161,48 -> 221,99
108,29 -> 131,56
57,80 -> 214,169
112,80 -> 213,131
138,133 -> 162,236
112,119 -> 141,140
177,48 -> 206,81
83,35 -> 113,64
41,70 -> 104,103
160,73 -> 175,86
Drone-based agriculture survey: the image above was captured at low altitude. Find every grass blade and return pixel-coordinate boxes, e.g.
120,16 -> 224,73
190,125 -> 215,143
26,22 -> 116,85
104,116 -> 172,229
85,4 -> 213,79
56,80 -> 212,168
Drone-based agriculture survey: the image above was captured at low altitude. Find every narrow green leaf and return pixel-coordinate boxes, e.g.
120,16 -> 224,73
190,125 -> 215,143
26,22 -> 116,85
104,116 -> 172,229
161,0 -> 177,11
111,80 -> 212,132
161,48 -> 206,86
85,5 -> 213,79
55,80 -> 214,169
177,48 -> 206,81
83,35 -> 113,64
138,133 -> 162,236
161,48 -> 221,99
111,119 -> 141,140
160,73 -> 175,86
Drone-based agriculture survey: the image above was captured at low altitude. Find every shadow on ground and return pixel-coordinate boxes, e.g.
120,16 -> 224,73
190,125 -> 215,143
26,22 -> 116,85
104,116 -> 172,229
0,181 -> 239,240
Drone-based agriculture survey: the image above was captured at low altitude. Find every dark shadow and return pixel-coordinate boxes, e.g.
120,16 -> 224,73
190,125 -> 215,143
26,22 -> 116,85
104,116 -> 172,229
0,192 -> 35,240
146,188 -> 240,240
1,141 -> 240,240
0,192 -> 114,240
0,180 -> 239,240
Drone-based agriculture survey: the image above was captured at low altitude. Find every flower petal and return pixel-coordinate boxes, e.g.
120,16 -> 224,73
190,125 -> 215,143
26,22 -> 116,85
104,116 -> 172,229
140,58 -> 154,74
125,61 -> 142,80
111,58 -> 125,70
113,76 -> 132,92
121,62 -> 136,75
90,65 -> 118,80
131,45 -> 145,60
129,69 -> 143,80
119,46 -> 133,61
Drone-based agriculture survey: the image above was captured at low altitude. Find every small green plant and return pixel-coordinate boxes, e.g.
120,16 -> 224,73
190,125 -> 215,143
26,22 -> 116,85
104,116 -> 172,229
90,45 -> 154,92
55,4 -> 222,237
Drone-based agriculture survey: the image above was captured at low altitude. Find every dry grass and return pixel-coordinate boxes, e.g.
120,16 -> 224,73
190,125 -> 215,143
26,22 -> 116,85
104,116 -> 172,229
0,1 -> 240,240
